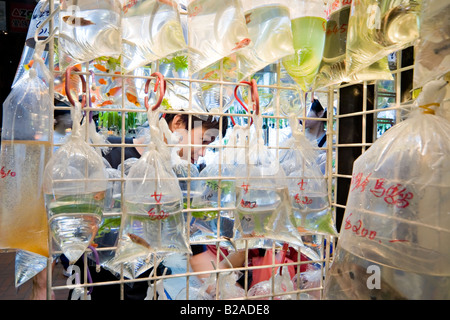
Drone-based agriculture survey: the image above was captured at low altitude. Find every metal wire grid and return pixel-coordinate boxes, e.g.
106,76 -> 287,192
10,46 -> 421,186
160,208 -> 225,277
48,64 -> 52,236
23,0 -> 411,300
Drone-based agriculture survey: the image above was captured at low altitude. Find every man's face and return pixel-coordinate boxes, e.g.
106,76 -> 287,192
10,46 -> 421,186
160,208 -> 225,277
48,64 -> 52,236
171,117 -> 219,164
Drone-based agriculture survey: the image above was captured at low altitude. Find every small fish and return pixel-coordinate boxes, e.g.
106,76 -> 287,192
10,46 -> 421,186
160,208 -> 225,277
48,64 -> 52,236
112,71 -> 121,81
62,15 -> 95,26
232,38 -> 251,51
24,60 -> 34,70
98,78 -> 107,85
126,92 -> 141,107
106,86 -> 121,97
93,191 -> 105,200
93,64 -> 108,73
98,100 -> 114,107
128,233 -> 151,249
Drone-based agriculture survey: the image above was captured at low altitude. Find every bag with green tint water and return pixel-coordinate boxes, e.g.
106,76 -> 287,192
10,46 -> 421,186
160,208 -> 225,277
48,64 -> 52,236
314,0 -> 393,90
235,0 -> 294,81
282,0 -> 327,92
345,0 -> 421,77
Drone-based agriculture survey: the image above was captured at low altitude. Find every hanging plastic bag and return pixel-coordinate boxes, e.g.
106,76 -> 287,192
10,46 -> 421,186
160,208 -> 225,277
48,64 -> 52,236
0,50 -> 52,257
280,114 -> 338,236
345,0 -> 421,77
235,0 -> 294,81
324,80 -> 450,300
281,0 -> 327,92
58,0 -> 122,69
314,0 -> 393,90
120,0 -> 187,73
413,0 -> 450,89
43,76 -> 108,263
233,82 -> 304,249
187,0 -> 250,75
114,93 -> 191,265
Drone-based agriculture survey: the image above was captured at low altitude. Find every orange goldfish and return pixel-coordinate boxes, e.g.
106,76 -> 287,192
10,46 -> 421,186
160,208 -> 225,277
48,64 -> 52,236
98,78 -> 107,85
93,64 -> 109,72
98,100 -> 114,107
106,86 -> 122,97
126,92 -> 141,107
62,16 -> 95,26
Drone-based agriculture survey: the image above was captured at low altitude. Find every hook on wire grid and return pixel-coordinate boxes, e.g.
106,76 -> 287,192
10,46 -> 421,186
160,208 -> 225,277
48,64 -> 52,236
232,79 -> 260,126
65,65 -> 87,109
145,72 -> 166,111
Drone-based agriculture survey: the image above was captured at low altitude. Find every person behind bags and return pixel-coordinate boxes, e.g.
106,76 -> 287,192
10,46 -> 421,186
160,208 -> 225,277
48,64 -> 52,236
304,98 -> 327,148
69,111 -> 229,300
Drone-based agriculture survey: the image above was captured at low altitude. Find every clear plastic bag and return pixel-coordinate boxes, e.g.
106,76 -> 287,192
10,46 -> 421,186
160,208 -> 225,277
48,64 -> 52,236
234,110 -> 303,248
324,80 -> 450,300
236,0 -> 294,81
345,0 -> 421,77
15,250 -> 49,288
314,0 -> 393,90
120,0 -> 187,73
113,107 -> 191,265
187,0 -> 250,75
0,60 -> 52,257
58,0 -> 122,69
281,0 -> 327,92
413,0 -> 450,89
190,153 -> 237,242
280,114 -> 338,236
43,101 -> 108,263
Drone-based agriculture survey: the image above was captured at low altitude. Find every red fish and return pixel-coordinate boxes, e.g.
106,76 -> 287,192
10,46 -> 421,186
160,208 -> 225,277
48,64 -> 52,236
232,38 -> 251,51
98,100 -> 114,107
98,78 -> 107,85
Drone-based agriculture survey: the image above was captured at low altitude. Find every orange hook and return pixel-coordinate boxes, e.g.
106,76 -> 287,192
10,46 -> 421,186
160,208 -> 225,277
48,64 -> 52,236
144,72 -> 166,111
65,65 -> 87,108
232,79 -> 260,125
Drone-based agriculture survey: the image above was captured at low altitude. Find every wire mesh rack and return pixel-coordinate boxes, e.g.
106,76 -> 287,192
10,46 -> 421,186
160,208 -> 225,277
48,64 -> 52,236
2,0 -> 436,301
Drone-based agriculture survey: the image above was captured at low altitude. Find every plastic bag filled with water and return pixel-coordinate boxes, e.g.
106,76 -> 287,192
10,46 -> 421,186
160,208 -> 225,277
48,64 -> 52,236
345,0 -> 421,77
413,0 -> 450,89
279,114 -> 337,236
187,0 -> 250,75
0,61 -> 52,257
58,0 -> 122,69
235,0 -> 294,81
281,0 -> 327,92
113,108 -> 191,265
314,0 -> 393,90
120,0 -> 187,73
43,102 -> 108,264
324,80 -> 450,300
233,112 -> 303,249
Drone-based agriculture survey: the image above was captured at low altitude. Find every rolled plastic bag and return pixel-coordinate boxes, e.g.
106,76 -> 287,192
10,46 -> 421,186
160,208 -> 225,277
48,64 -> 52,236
281,0 -> 327,92
280,114 -> 338,236
43,101 -> 108,264
345,0 -> 421,77
187,0 -> 250,75
324,80 -> 450,300
113,107 -> 191,265
236,0 -> 294,81
413,0 -> 450,89
58,0 -> 122,69
0,54 -> 52,257
120,0 -> 186,73
314,0 -> 393,90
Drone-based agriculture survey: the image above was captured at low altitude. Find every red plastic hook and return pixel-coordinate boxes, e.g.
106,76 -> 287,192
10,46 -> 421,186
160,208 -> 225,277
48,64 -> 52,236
144,72 -> 166,111
232,79 -> 260,125
65,65 -> 87,108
